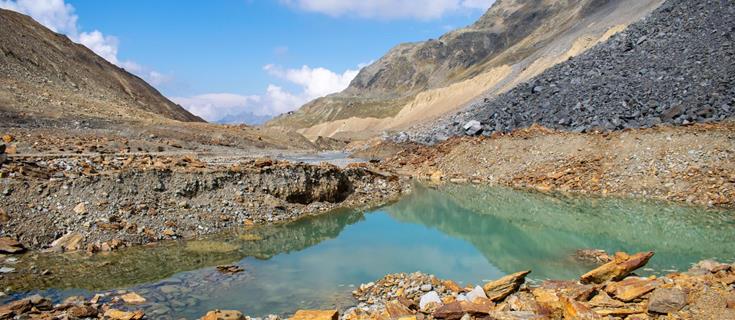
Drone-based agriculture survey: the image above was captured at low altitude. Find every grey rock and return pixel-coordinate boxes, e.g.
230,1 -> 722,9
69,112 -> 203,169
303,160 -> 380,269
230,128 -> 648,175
647,288 -> 687,314
463,120 -> 483,136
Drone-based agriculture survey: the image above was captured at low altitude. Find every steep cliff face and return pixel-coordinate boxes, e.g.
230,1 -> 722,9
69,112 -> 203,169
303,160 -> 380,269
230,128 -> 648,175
0,8 -> 203,123
268,0 -> 662,133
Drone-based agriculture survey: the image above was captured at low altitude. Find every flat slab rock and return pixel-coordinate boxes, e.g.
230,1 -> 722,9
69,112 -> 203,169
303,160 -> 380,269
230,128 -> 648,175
0,237 -> 25,254
580,251 -> 654,284
290,310 -> 339,320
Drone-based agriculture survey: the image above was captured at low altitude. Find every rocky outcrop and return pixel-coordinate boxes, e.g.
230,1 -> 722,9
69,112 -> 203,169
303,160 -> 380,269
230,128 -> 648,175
415,0 -> 735,143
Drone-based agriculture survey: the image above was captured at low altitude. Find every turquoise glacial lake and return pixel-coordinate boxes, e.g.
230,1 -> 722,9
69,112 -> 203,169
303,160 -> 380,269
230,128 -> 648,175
4,184 -> 734,318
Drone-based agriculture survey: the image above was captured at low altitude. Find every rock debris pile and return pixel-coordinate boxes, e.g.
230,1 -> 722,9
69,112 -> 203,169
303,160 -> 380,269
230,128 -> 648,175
413,0 -> 735,143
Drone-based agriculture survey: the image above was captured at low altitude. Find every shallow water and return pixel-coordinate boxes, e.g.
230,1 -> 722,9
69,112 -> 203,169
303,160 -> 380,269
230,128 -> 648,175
3,184 -> 734,318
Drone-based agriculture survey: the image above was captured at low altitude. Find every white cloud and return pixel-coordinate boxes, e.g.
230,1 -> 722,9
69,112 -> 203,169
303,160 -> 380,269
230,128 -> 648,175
280,0 -> 495,20
78,30 -> 120,64
171,93 -> 262,122
0,0 -> 171,86
174,64 -> 361,122
264,64 -> 359,99
0,0 -> 77,34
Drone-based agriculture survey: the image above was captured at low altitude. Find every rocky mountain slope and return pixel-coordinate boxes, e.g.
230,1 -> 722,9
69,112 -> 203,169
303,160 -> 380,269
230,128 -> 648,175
413,0 -> 735,143
269,0 -> 663,138
0,8 -> 202,123
0,8 -> 319,151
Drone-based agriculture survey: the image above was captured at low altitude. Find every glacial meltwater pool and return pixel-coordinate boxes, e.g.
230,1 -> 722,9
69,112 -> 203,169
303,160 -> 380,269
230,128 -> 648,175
3,184 -> 734,318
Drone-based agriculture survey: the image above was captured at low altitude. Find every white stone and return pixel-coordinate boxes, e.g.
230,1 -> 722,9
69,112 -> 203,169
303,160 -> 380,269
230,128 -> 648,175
466,285 -> 488,303
419,291 -> 443,310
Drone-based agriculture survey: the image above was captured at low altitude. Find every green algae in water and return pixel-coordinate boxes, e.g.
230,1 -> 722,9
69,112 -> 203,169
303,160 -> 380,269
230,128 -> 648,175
2,184 -> 734,318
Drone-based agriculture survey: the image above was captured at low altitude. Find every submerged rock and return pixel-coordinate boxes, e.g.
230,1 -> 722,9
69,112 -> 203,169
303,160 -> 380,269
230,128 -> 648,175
120,292 -> 146,304
200,310 -> 245,320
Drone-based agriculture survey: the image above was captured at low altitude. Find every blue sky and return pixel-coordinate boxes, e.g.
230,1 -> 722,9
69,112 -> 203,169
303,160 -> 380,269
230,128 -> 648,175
1,0 -> 495,123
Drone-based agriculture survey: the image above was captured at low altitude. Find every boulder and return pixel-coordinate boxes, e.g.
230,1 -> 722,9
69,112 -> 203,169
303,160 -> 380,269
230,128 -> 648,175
419,291 -> 443,311
605,277 -> 658,302
49,232 -> 84,252
580,252 -> 654,284
647,288 -> 687,314
466,285 -> 488,303
385,300 -> 414,318
463,120 -> 483,136
291,310 -> 339,320
432,301 -> 493,320
67,305 -> 98,318
0,237 -> 25,254
200,310 -> 245,320
104,309 -> 145,320
561,296 -> 601,320
688,260 -> 731,275
483,270 -> 531,301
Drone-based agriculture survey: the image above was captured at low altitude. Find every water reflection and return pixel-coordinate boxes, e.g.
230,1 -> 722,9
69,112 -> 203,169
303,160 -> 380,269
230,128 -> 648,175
2,183 -> 733,318
388,184 -> 735,279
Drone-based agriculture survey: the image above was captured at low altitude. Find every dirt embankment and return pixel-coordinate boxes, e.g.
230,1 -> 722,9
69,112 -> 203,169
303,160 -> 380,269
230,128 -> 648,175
378,122 -> 735,208
0,153 -> 406,252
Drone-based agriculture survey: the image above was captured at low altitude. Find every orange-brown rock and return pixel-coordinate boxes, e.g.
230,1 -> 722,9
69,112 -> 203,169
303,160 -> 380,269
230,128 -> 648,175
561,296 -> 601,320
580,252 -> 654,284
200,310 -> 245,320
432,301 -> 493,320
103,309 -> 145,320
442,280 -> 463,293
120,292 -> 146,304
593,305 -> 645,317
291,310 -> 339,320
385,300 -> 414,318
483,271 -> 531,301
0,237 -> 25,254
605,277 -> 658,302
67,305 -> 98,318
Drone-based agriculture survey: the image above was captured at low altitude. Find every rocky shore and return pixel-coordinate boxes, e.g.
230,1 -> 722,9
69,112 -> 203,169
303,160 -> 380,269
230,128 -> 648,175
1,251 -> 732,319
0,149 -> 406,253
379,122 -> 735,208
339,253 -> 735,320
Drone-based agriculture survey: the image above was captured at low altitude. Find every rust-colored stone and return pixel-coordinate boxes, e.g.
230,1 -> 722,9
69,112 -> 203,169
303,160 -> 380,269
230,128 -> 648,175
291,310 -> 339,320
483,270 -> 531,301
580,252 -> 654,284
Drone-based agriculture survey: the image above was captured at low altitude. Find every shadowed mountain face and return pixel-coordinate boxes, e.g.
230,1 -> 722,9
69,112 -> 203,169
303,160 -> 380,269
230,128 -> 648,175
267,0 -> 659,130
0,9 -> 203,123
